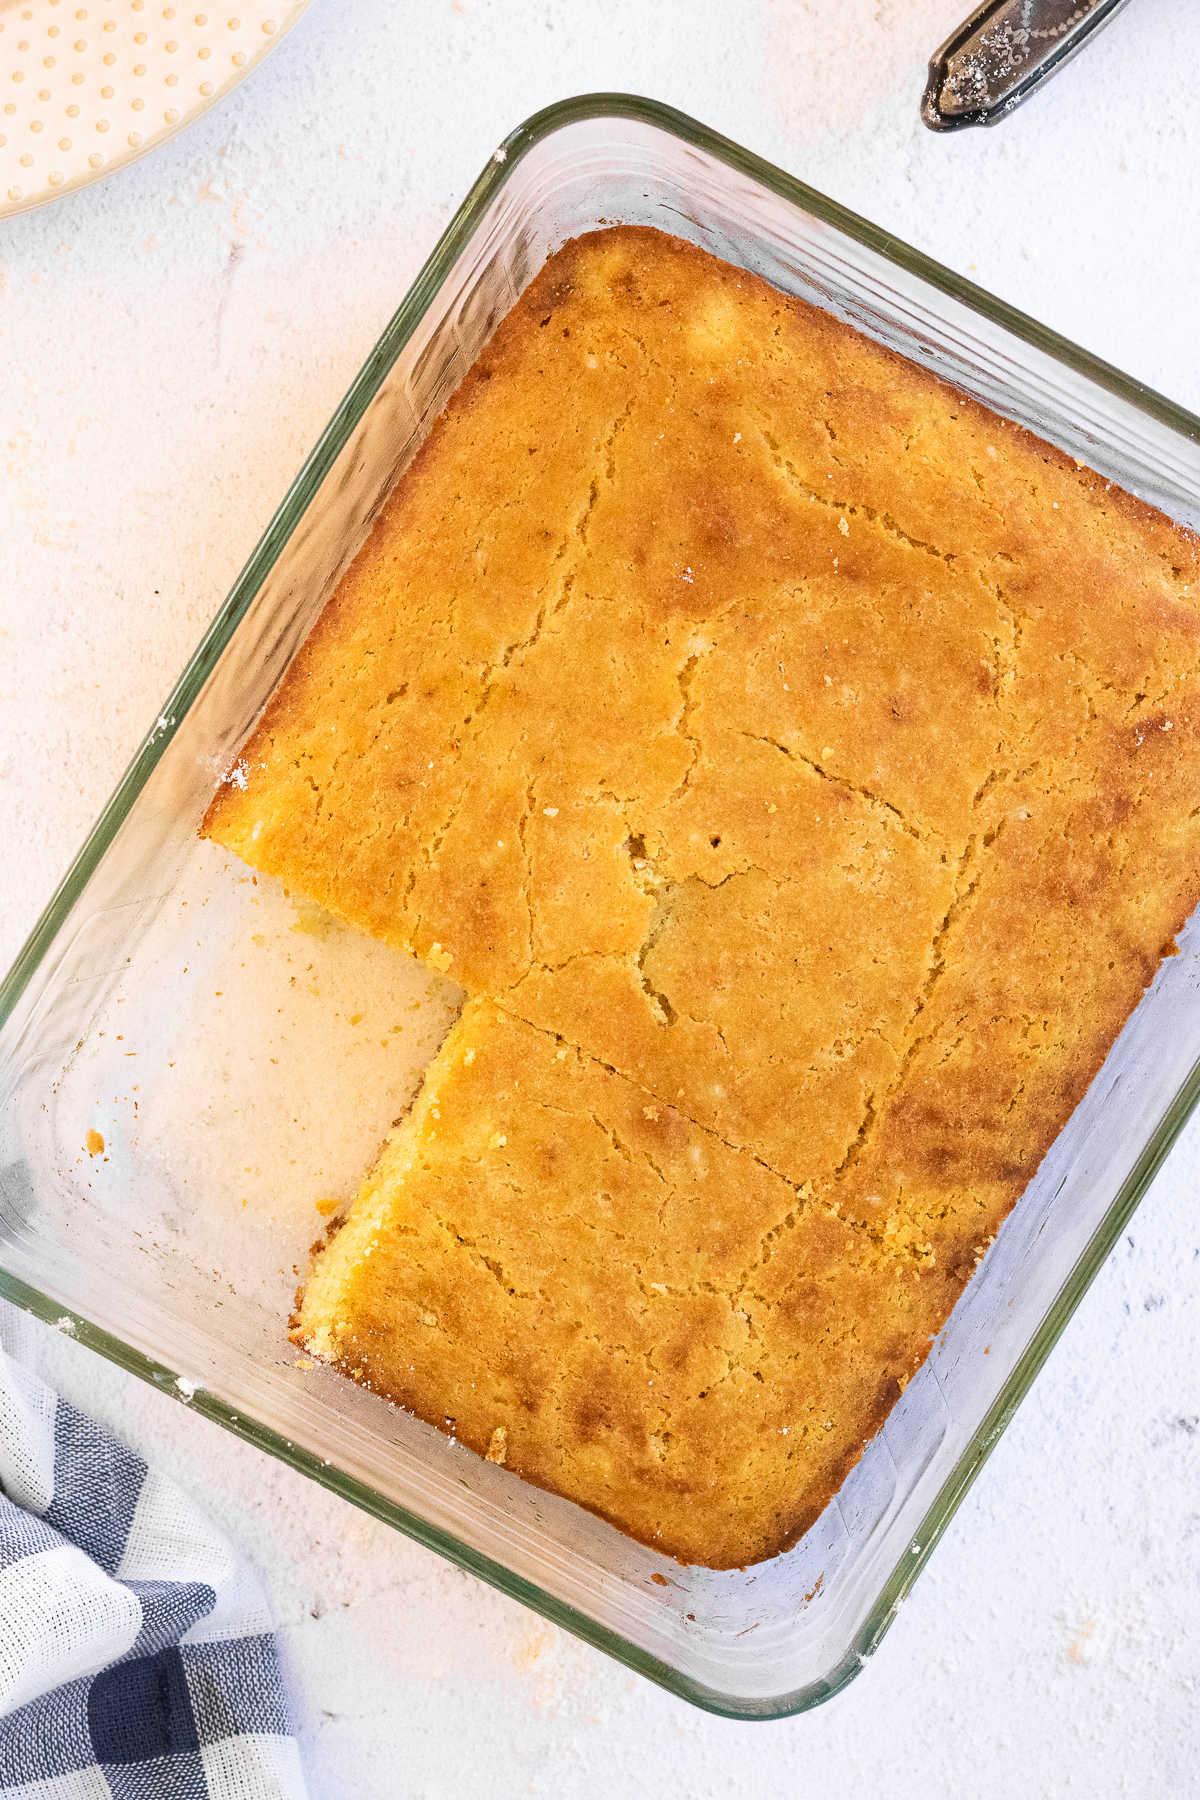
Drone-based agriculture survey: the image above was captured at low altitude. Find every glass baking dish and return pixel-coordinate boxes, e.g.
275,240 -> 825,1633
3,94 -> 1200,1721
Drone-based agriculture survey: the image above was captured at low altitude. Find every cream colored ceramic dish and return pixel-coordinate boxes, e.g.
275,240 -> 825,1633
0,0 -> 310,217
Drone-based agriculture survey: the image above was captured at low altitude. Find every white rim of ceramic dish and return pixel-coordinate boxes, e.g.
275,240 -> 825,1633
0,0 -> 312,219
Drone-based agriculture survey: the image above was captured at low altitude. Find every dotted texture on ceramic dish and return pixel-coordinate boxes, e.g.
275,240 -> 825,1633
0,0 -> 309,216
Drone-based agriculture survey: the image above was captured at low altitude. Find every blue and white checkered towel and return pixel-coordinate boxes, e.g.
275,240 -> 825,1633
0,1313 -> 307,1798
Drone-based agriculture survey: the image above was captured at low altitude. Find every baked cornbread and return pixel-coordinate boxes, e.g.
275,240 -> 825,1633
205,226 -> 1200,1565
295,999 -> 959,1569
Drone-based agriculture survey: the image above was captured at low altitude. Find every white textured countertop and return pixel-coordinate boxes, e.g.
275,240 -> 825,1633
3,2 -> 1200,1791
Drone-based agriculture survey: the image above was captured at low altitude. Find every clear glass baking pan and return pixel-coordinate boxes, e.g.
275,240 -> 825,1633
3,95 -> 1200,1721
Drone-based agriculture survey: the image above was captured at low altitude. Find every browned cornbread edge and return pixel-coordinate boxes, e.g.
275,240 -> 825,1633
291,1326 -> 900,1569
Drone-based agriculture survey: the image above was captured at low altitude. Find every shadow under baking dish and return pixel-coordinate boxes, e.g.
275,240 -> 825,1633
3,95 -> 1200,1719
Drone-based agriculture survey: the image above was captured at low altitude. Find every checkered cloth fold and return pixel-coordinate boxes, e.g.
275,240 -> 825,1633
0,1310 -> 306,1799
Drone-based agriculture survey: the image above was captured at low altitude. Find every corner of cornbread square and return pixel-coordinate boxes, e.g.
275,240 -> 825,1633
294,999 -> 952,1569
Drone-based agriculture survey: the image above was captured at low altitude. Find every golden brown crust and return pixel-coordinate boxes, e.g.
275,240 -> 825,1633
210,226 -> 1200,1565
293,1001 -> 958,1568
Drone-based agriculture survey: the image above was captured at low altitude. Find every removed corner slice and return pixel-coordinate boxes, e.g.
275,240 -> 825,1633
294,997 -> 954,1569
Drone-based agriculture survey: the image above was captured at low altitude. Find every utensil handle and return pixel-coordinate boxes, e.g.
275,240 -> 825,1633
922,0 -> 1134,131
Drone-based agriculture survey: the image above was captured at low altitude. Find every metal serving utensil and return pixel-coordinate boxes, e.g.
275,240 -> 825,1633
922,0 -> 1134,131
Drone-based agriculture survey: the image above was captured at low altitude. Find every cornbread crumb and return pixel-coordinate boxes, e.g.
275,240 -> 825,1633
485,1426 -> 508,1466
290,900 -> 334,938
85,1129 -> 104,1156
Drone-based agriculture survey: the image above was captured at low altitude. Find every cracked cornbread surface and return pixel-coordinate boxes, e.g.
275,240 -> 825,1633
206,227 -> 1200,1565
294,1000 -> 960,1568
